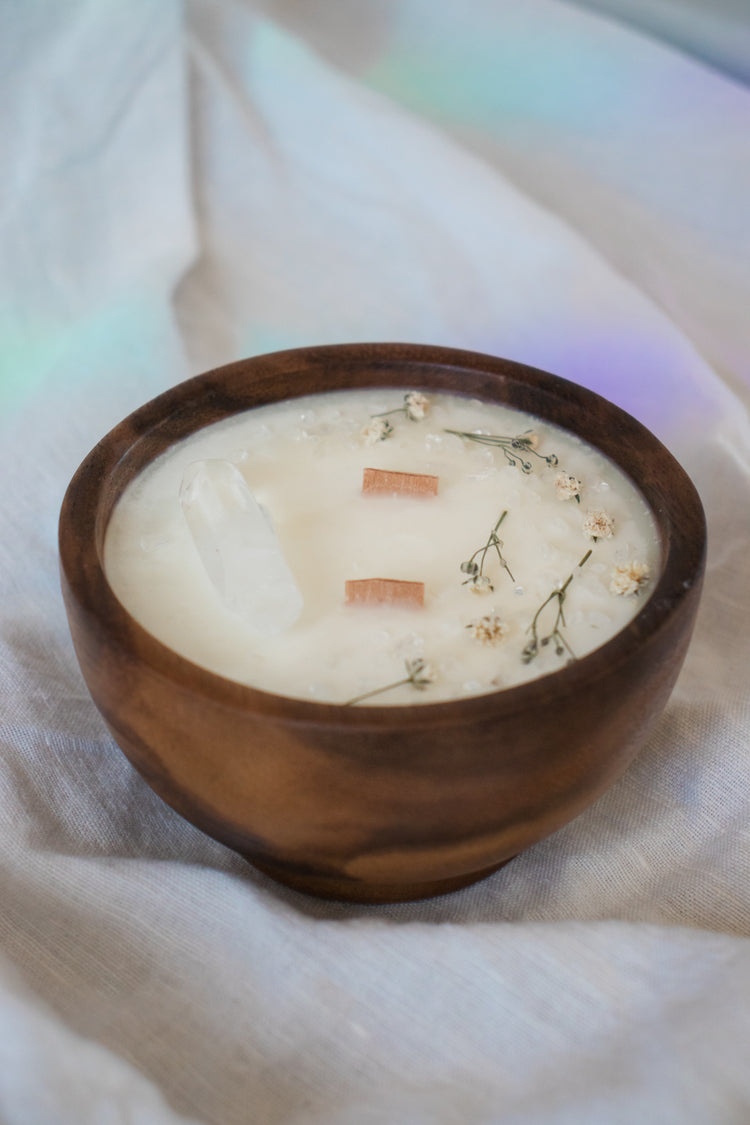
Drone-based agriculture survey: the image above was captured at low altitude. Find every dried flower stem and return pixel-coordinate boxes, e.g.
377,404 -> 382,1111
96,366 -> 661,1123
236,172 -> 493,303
373,407 -> 409,419
344,657 -> 434,706
444,429 -> 558,474
461,510 -> 515,590
371,392 -> 429,425
521,549 -> 592,665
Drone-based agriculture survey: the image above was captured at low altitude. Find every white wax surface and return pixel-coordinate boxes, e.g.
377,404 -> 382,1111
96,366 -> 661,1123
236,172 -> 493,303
104,390 -> 660,705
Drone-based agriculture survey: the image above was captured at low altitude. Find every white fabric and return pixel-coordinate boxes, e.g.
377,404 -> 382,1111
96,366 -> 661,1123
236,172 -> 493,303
571,0 -> 750,86
1,1 -> 750,1121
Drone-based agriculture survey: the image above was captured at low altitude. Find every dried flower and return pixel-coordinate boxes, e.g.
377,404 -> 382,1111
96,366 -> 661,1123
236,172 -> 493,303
369,392 -> 430,431
517,429 -> 539,450
460,510 -> 515,593
344,657 -> 435,706
404,391 -> 429,421
468,574 -> 494,595
406,657 -> 435,685
610,561 -> 650,597
583,509 -> 614,541
361,417 -> 394,445
522,549 -> 592,665
467,613 -> 508,645
443,428 -> 558,474
555,472 -> 582,503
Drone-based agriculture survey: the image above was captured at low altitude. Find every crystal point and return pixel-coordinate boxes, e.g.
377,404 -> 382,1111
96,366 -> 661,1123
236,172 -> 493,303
180,459 -> 303,636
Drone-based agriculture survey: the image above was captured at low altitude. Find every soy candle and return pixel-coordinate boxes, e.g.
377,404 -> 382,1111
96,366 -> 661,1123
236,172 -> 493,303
104,389 -> 659,705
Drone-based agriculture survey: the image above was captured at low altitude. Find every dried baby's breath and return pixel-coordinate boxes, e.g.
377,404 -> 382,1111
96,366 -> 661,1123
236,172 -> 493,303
368,392 -> 430,436
361,417 -> 394,445
610,561 -> 650,597
467,613 -> 508,645
555,472 -> 582,503
583,509 -> 614,541
404,391 -> 429,421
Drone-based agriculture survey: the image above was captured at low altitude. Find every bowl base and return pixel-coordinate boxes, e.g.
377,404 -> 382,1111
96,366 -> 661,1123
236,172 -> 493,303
247,854 -> 518,904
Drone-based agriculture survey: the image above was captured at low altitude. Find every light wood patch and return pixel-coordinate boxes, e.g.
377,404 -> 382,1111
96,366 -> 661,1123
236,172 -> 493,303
345,578 -> 425,609
362,467 -> 438,498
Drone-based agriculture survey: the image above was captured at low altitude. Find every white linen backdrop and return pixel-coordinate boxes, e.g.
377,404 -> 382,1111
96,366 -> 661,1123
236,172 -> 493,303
1,1 -> 749,1122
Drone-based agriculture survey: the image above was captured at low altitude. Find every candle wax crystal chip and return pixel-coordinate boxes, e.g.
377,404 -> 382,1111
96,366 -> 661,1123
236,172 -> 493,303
179,459 -> 303,635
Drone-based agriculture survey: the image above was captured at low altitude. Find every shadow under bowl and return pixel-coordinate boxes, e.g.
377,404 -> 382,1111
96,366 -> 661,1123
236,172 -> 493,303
59,343 -> 706,903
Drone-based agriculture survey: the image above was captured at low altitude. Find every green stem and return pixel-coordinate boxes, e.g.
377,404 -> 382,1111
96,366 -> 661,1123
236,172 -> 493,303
444,429 -> 558,473
522,549 -> 593,664
465,510 -> 515,584
344,676 -> 411,706
371,407 -> 407,419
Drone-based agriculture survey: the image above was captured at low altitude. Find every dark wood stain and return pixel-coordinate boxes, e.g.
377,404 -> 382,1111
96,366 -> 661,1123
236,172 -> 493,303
58,343 -> 706,903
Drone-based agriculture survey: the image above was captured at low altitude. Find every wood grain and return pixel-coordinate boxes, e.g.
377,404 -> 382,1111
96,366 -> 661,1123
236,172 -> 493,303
345,578 -> 425,608
362,467 -> 439,498
59,343 -> 706,903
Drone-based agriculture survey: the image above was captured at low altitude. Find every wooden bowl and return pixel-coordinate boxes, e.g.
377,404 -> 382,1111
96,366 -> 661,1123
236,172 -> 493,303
59,344 -> 706,903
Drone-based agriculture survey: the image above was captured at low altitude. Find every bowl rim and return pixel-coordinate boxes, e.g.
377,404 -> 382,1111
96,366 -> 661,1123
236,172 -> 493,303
59,342 -> 706,730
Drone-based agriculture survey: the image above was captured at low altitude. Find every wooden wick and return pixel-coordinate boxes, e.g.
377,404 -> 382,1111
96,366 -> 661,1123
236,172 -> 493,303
362,467 -> 438,498
345,578 -> 425,609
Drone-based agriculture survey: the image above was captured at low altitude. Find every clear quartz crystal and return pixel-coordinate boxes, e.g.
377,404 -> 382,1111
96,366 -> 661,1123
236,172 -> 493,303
179,459 -> 303,635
